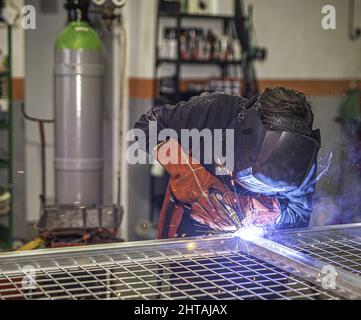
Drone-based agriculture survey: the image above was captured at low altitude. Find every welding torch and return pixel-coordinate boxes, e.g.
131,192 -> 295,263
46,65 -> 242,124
208,189 -> 244,230
208,189 -> 279,240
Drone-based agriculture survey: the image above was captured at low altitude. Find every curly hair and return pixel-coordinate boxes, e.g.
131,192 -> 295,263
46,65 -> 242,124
258,86 -> 314,129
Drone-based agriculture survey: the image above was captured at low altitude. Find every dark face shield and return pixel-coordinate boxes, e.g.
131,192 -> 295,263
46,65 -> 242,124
230,108 -> 321,194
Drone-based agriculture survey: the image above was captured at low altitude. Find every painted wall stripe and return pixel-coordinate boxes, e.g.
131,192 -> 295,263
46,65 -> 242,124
11,78 -> 361,102
129,78 -> 361,100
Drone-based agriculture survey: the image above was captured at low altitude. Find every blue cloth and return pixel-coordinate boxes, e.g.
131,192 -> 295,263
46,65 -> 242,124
275,164 -> 317,228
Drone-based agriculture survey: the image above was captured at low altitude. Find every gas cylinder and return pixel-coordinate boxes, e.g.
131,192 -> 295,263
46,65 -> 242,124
54,20 -> 104,205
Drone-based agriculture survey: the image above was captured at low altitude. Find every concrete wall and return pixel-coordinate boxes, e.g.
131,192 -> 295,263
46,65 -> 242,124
247,0 -> 361,79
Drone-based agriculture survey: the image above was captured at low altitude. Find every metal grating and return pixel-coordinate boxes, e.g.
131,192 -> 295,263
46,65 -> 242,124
2,224 -> 361,300
0,247 -> 340,300
269,224 -> 361,276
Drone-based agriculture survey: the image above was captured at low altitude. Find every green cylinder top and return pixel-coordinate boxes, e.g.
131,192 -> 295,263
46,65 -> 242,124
55,21 -> 102,50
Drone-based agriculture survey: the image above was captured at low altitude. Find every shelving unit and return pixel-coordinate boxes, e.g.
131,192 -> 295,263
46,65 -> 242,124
153,0 -> 243,105
0,22 -> 13,250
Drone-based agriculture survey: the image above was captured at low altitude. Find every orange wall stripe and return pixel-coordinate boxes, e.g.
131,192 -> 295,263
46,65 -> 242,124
128,78 -> 155,100
258,79 -> 361,97
12,78 -> 24,101
10,78 -> 361,101
128,78 -> 361,100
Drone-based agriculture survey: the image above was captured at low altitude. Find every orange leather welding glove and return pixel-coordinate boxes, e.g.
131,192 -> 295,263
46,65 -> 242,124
156,139 -> 239,232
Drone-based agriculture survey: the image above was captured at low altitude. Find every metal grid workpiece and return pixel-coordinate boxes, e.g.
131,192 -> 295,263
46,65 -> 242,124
269,223 -> 361,276
0,224 -> 361,300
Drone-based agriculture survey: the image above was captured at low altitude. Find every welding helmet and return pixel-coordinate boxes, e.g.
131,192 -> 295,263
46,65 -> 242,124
228,96 -> 321,194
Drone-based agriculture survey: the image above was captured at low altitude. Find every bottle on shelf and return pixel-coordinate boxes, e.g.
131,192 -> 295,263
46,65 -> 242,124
160,28 -> 178,59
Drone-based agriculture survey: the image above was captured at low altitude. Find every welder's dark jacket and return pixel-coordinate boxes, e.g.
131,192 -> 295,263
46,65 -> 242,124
134,92 -> 317,238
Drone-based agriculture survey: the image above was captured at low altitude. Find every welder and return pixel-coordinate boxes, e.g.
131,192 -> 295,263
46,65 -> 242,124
134,87 -> 321,239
